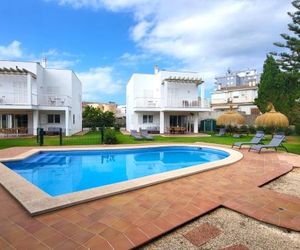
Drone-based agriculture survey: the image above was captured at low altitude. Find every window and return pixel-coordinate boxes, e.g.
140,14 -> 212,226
148,115 -> 153,123
48,115 -> 53,123
73,114 -> 75,124
143,115 -> 147,124
48,114 -> 60,124
55,115 -> 60,123
1,114 -> 7,128
143,115 -> 153,124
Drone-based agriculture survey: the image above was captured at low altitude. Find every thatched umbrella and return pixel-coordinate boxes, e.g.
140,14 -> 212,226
216,106 -> 245,126
255,103 -> 289,128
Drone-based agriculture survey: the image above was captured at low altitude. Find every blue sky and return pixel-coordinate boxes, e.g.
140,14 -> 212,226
0,0 -> 292,104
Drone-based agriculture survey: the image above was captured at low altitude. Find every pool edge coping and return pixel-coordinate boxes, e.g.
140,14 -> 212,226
0,144 -> 243,215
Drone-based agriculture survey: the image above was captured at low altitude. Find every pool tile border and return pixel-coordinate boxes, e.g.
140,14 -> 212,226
0,144 -> 243,215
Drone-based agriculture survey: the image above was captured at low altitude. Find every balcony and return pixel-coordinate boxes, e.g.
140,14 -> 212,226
134,97 -> 210,109
38,94 -> 72,107
0,92 -> 71,107
0,92 -> 28,105
211,97 -> 255,105
134,98 -> 161,108
166,98 -> 210,108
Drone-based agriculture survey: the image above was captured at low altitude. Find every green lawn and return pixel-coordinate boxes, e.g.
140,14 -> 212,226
0,132 -> 299,155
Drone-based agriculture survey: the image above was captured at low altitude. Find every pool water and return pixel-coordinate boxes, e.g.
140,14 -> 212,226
3,146 -> 229,196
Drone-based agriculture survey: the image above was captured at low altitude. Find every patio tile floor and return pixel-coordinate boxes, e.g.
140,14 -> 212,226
183,223 -> 221,247
0,146 -> 300,249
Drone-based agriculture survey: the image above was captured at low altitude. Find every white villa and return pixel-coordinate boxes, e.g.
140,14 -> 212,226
211,69 -> 261,115
126,66 -> 210,134
0,60 -> 82,136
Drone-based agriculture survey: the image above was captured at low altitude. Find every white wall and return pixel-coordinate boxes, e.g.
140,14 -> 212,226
43,69 -> 72,96
71,72 -> 82,134
211,88 -> 258,104
39,110 -> 66,131
126,69 -> 205,132
0,61 -> 82,135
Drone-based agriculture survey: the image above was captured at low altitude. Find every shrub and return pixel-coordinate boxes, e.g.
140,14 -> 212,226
255,126 -> 277,135
295,124 -> 300,135
240,125 -> 248,134
103,128 -> 118,144
248,125 -> 256,134
276,127 -> 294,136
264,127 -> 275,135
114,123 -> 121,132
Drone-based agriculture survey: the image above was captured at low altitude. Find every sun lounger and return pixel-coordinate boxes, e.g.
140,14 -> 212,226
216,128 -> 226,137
232,132 -> 265,149
130,130 -> 143,140
141,130 -> 154,140
248,134 -> 288,153
232,133 -> 244,138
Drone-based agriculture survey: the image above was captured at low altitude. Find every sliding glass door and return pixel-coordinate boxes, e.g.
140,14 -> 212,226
0,114 -> 28,129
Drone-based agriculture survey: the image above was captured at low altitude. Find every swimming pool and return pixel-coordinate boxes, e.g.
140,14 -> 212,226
4,146 -> 229,196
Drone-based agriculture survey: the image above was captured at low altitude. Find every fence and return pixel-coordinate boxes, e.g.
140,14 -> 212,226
37,128 -> 106,146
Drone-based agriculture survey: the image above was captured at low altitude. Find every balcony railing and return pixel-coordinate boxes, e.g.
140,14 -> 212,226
134,98 -> 161,108
38,94 -> 72,107
134,97 -> 210,109
166,99 -> 210,108
0,92 -> 71,107
0,92 -> 28,105
211,97 -> 255,105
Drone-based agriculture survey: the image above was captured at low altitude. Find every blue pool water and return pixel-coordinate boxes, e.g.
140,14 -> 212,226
3,146 -> 229,196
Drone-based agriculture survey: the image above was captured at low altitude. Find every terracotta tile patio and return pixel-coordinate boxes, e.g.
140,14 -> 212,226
183,223 -> 221,246
0,145 -> 300,249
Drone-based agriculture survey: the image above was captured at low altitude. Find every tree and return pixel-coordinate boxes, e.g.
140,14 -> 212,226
254,55 -> 282,113
273,0 -> 300,72
271,0 -> 300,124
82,106 -> 116,129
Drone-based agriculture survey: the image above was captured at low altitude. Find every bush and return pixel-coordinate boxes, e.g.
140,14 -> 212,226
248,125 -> 256,134
295,124 -> 300,135
240,125 -> 248,134
260,126 -> 274,134
103,128 -> 118,144
114,123 -> 121,132
276,127 -> 294,136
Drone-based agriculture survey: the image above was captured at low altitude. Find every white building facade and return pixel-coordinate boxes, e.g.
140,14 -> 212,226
0,60 -> 82,136
126,67 -> 210,134
211,69 -> 261,115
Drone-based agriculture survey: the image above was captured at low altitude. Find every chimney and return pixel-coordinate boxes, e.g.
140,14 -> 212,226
154,65 -> 159,74
41,57 -> 47,68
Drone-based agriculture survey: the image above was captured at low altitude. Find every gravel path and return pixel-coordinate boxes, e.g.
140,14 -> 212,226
264,167 -> 300,198
141,168 -> 300,250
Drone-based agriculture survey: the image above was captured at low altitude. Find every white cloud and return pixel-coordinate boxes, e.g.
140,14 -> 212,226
38,48 -> 81,69
78,67 -> 122,101
49,0 -> 293,90
47,59 -> 79,69
131,20 -> 152,41
0,40 -> 23,59
51,0 -> 153,11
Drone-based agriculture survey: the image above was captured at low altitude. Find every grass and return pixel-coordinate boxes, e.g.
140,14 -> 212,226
0,132 -> 299,155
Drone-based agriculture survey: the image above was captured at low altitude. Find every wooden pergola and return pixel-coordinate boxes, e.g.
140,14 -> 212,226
0,66 -> 36,78
164,76 -> 204,85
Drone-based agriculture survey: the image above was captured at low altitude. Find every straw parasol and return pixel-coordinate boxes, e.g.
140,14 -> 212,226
216,106 -> 245,126
255,103 -> 289,128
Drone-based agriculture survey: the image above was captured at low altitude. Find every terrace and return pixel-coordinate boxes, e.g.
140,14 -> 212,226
0,137 -> 299,249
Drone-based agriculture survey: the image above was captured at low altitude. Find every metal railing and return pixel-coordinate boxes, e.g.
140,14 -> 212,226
211,97 -> 255,105
38,94 -> 72,107
0,92 -> 72,107
134,97 -> 210,108
0,92 -> 28,105
134,97 -> 160,108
